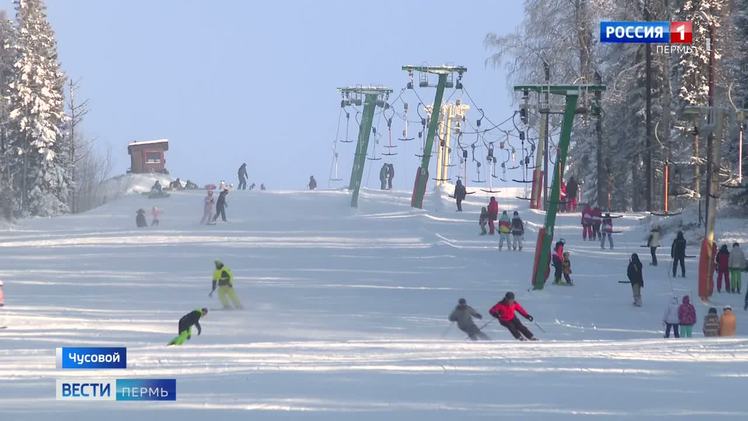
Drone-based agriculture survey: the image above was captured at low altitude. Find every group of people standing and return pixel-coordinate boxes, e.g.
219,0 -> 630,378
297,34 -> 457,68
662,295 -> 735,338
580,204 -> 615,249
476,196 -> 525,252
200,188 -> 230,224
379,163 -> 395,190
714,243 -> 747,296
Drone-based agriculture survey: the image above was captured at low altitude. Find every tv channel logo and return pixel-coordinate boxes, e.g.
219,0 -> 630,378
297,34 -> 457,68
600,21 -> 692,44
56,347 -> 127,369
56,379 -> 176,401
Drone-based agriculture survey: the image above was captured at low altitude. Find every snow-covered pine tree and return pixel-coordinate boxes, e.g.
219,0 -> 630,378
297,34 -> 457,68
6,0 -> 68,216
0,11 -> 15,219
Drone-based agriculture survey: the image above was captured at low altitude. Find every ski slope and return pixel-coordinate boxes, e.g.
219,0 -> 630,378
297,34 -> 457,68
1,186 -> 747,420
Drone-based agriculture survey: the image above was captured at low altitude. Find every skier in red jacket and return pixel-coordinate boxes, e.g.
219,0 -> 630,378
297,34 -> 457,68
489,292 -> 536,341
487,197 -> 499,235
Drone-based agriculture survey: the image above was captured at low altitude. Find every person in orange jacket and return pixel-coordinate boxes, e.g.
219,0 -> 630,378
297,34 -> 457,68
719,305 -> 736,336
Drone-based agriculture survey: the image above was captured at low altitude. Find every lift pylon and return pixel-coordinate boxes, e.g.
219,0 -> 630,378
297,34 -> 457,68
339,86 -> 393,208
403,65 -> 467,208
514,84 -> 606,290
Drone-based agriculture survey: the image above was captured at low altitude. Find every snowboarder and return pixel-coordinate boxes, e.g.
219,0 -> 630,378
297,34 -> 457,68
678,295 -> 696,338
562,251 -> 573,285
729,243 -> 746,299
647,226 -> 661,266
715,244 -> 731,293
185,180 -> 198,190
600,212 -> 613,249
627,253 -> 643,307
308,176 -> 317,191
591,206 -> 602,240
671,231 -> 687,278
201,190 -> 215,224
479,207 -> 489,236
552,239 -> 565,284
566,176 -> 578,212
168,308 -> 208,346
663,296 -> 680,338
213,189 -> 229,222
209,260 -> 242,309
448,298 -> 490,341
719,306 -> 736,336
511,211 -> 524,251
581,204 -> 593,241
497,210 -> 511,251
487,197 -> 499,235
386,163 -> 394,190
238,163 -> 248,190
453,179 -> 466,211
703,307 -> 720,337
169,178 -> 183,190
489,292 -> 536,341
136,209 -> 147,228
151,206 -> 161,226
260,184 -> 266,191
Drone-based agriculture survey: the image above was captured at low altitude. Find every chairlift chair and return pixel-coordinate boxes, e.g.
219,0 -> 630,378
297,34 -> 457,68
398,103 -> 415,141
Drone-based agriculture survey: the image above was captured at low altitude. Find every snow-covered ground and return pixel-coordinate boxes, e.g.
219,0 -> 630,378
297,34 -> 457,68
1,186 -> 747,420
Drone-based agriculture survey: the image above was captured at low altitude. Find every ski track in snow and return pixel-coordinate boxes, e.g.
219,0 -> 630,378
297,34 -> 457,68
1,187 -> 747,420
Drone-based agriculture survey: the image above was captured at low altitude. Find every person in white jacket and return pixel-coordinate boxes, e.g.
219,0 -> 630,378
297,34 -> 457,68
647,226 -> 661,266
663,296 -> 681,338
200,190 -> 215,225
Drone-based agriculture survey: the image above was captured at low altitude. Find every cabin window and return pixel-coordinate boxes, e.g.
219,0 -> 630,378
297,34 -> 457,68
145,152 -> 161,164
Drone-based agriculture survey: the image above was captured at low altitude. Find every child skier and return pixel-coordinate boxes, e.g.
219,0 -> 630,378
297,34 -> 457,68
151,206 -> 161,226
168,308 -> 208,345
136,209 -> 147,228
552,239 -> 565,284
647,226 -> 661,266
663,296 -> 680,338
715,244 -> 731,293
498,211 -> 511,251
209,260 -> 242,309
489,292 -> 536,341
479,207 -> 489,235
448,298 -> 490,340
703,308 -> 720,337
719,306 -> 736,336
600,212 -> 613,249
511,211 -> 524,251
627,253 -> 643,306
201,190 -> 215,225
562,251 -> 573,285
678,295 -> 696,338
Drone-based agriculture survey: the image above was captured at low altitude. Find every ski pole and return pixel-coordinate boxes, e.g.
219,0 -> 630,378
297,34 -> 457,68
440,322 -> 454,338
477,319 -> 494,330
533,320 -> 546,333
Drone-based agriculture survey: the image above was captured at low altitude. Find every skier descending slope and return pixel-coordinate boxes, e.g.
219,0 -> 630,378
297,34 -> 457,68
168,308 -> 208,346
448,298 -> 490,340
489,292 -> 537,341
209,260 -> 243,309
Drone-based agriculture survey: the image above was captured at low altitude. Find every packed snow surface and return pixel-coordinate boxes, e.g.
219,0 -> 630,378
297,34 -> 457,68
1,187 -> 747,420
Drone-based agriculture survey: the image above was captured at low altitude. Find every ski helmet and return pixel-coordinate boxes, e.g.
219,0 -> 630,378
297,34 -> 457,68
559,238 -> 566,244
458,298 -> 466,305
214,259 -> 223,268
201,307 -> 208,315
504,291 -> 515,300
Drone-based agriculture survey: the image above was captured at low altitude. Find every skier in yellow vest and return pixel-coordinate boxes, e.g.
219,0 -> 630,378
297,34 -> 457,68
209,260 -> 242,309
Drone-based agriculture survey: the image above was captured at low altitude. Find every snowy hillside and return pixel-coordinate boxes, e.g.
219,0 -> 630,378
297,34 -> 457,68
1,188 -> 747,420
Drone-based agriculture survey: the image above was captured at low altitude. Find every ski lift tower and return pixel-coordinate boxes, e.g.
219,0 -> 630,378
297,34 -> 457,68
514,84 -> 606,291
403,64 -> 467,209
338,85 -> 393,208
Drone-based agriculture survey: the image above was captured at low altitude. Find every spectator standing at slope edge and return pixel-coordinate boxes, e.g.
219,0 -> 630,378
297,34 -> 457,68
237,163 -> 248,190
511,211 -> 524,251
720,306 -> 736,336
566,176 -> 578,212
647,226 -> 661,266
498,211 -> 511,251
627,253 -> 644,307
678,295 -> 696,338
715,244 -> 731,293
671,231 -> 687,278
663,296 -> 681,338
487,197 -> 499,235
703,308 -> 720,337
728,243 -> 746,299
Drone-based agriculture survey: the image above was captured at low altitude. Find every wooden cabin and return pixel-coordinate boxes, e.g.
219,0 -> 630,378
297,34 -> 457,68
127,139 -> 169,174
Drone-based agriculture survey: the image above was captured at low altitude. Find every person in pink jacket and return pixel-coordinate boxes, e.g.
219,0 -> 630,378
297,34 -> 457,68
678,295 -> 696,338
151,206 -> 161,226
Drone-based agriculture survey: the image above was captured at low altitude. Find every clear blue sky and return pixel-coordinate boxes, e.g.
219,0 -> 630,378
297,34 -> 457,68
3,0 -> 524,189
